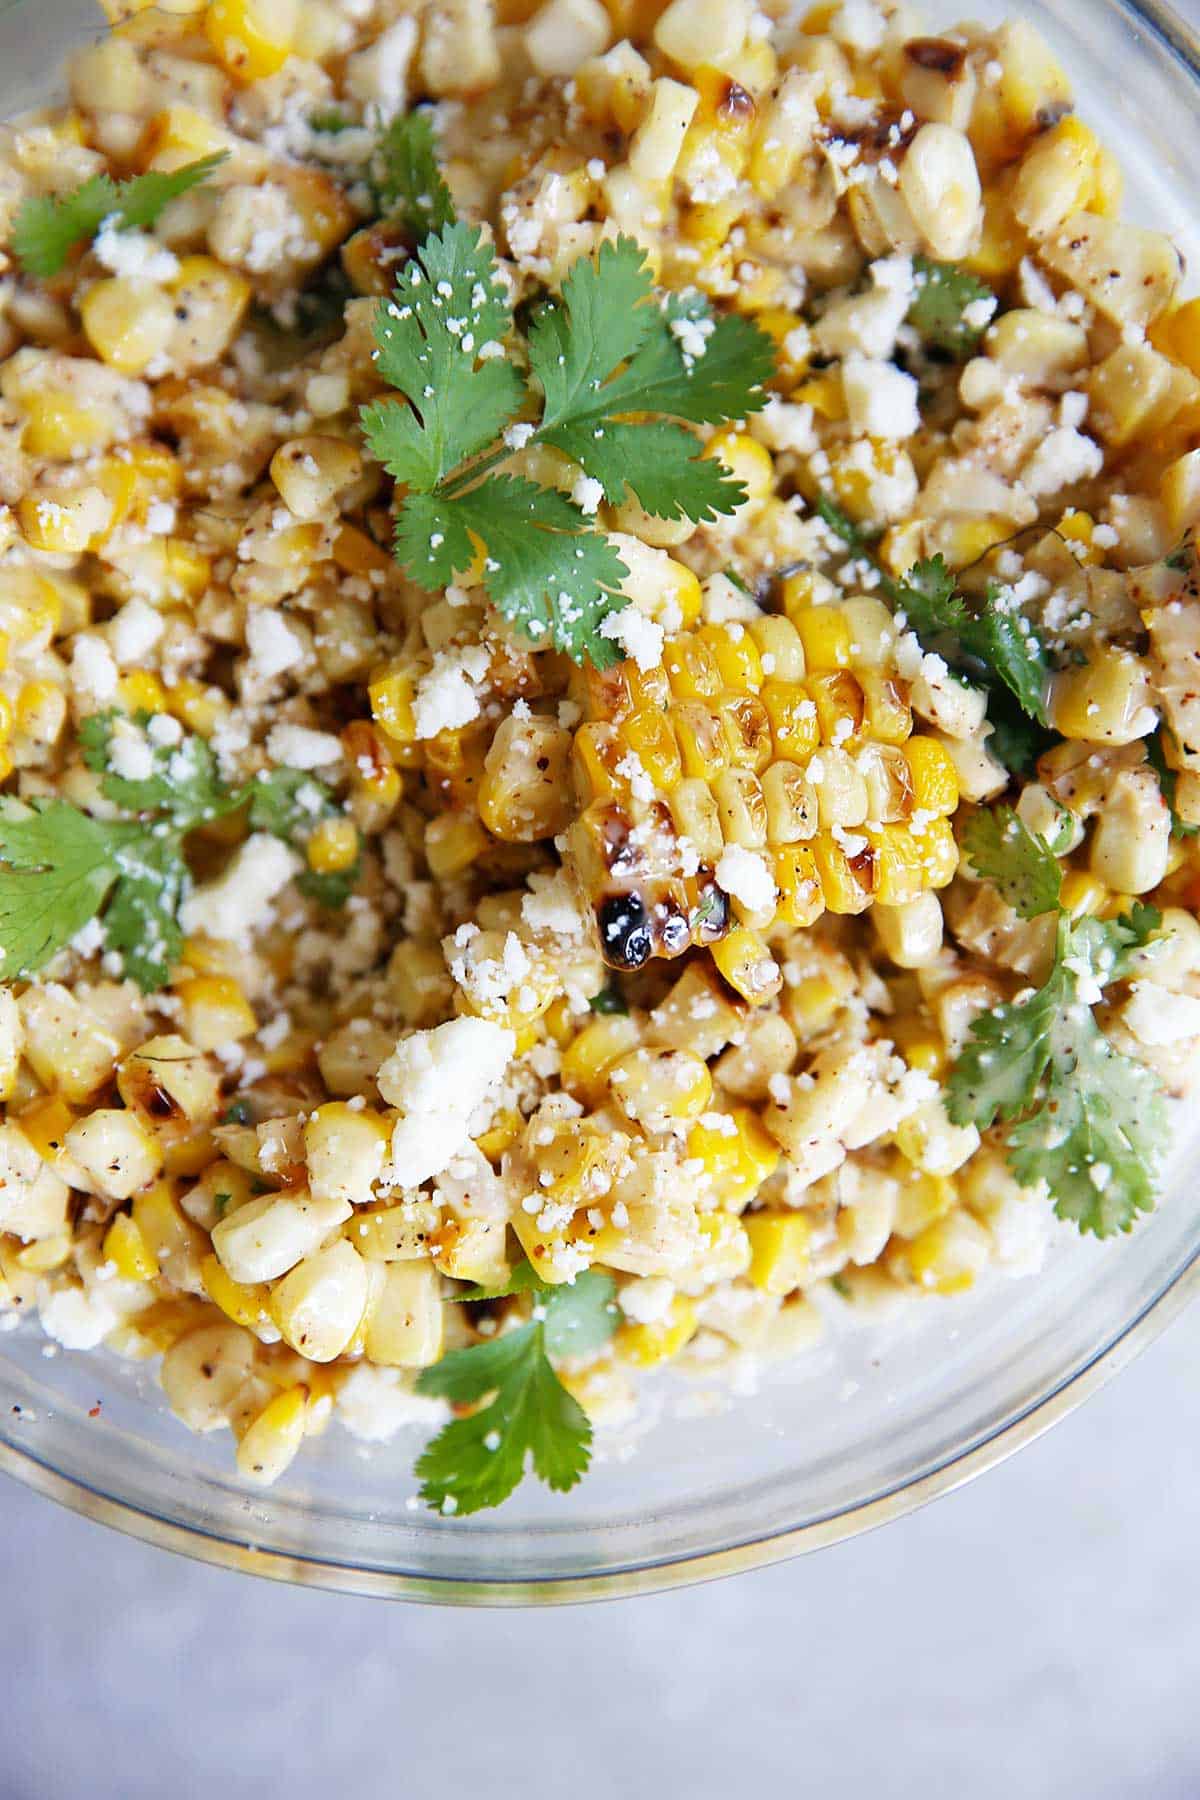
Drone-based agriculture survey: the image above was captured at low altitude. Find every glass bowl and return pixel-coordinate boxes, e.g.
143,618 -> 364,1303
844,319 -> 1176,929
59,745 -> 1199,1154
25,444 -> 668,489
3,0 -> 1200,1606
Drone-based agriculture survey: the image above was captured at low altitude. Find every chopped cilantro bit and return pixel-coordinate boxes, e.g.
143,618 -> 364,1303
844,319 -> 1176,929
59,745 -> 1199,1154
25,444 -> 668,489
589,984 -> 628,1014
1146,729 -> 1198,838
11,153 -> 227,278
907,256 -> 996,357
961,804 -> 1067,919
373,109 -> 457,238
361,227 -> 774,667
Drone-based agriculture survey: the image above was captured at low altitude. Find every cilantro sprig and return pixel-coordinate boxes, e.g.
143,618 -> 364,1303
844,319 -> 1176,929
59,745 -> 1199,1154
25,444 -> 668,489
414,1260 -> 618,1514
0,713 -> 356,989
946,807 -> 1166,1236
11,153 -> 228,279
1146,729 -> 1198,839
907,256 -> 996,357
816,495 -> 1051,770
361,224 -> 774,666
371,110 -> 457,241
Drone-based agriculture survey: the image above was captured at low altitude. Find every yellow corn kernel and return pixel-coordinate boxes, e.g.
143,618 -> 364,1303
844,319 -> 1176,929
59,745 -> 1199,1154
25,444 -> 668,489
618,1294 -> 699,1367
0,569 -> 61,645
17,1095 -> 78,1171
368,661 -> 417,749
793,372 -> 844,421
21,391 -> 115,459
116,669 -> 168,717
16,679 -> 67,747
431,1216 -> 510,1287
80,278 -> 175,375
561,1014 -> 641,1108
305,815 -> 359,875
664,634 -> 721,701
1056,509 -> 1102,564
753,309 -> 810,385
166,257 -> 253,368
761,679 -> 820,761
773,844 -> 825,927
698,622 -> 764,693
131,1179 -> 205,1290
702,428 -> 774,502
890,1020 -> 946,1076
794,606 -> 853,672
622,707 -> 683,791
343,720 -> 402,824
236,1385 -> 308,1485
1059,868 -> 1109,919
744,1211 -> 813,1296
607,1046 -> 712,1131
811,834 -> 873,915
199,1249 -> 269,1329
102,1212 -> 159,1283
1050,646 -> 1154,746
205,0 -> 298,80
905,1210 -> 990,1294
14,1233 -> 73,1274
165,678 -> 227,737
476,1108 -> 523,1161
176,976 -> 256,1051
143,104 -> 231,171
711,928 -> 782,1004
687,1108 -> 780,1211
695,1211 -> 752,1281
425,812 -> 489,879
18,484 -> 112,555
903,736 -> 959,815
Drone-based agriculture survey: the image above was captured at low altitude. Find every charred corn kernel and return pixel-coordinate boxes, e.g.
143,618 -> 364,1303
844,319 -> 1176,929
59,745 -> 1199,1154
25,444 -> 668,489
236,1385 -> 308,1485
205,0 -> 298,78
201,1252 -> 272,1331
618,1294 -> 699,1367
807,670 -> 865,745
811,834 -> 873,914
80,278 -> 175,375
664,634 -> 721,701
305,815 -> 359,875
703,428 -> 774,502
905,1210 -> 990,1294
745,1212 -> 813,1296
794,606 -> 852,671
1059,868 -> 1109,919
479,714 -> 574,841
761,680 -> 820,761
561,1014 -> 641,1108
368,661 -> 416,748
16,679 -> 67,747
688,1108 -> 780,1211
902,736 -> 959,814
623,707 -> 684,790
116,669 -> 168,716
606,1046 -> 712,1131
176,976 -> 256,1051
773,844 -> 824,927
711,928 -> 782,1004
102,1212 -> 159,1282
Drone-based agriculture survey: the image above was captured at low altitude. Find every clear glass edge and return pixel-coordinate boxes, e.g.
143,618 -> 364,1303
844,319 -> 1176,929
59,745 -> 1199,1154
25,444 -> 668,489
0,0 -> 1198,1605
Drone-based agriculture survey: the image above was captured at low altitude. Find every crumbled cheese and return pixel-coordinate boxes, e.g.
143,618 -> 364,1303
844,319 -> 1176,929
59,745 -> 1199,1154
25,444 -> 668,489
841,356 -> 921,440
70,634 -> 118,705
378,1017 -> 514,1186
178,834 -> 302,942
961,295 -> 998,332
38,1284 -> 120,1351
344,15 -> 419,119
412,645 -> 490,740
521,869 -> 586,939
106,718 -> 155,782
618,1276 -> 675,1325
246,607 -> 305,681
756,397 -> 818,455
336,1364 -> 449,1442
108,597 -> 164,667
1020,426 -> 1104,498
265,722 -> 345,769
572,472 -> 604,515
598,604 -> 664,671
702,571 -> 760,624
831,0 -> 885,50
715,845 -> 777,913
93,218 -> 179,282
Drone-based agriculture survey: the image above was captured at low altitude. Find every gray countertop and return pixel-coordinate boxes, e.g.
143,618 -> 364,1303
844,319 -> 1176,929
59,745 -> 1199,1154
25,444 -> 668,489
3,1298 -> 1199,1800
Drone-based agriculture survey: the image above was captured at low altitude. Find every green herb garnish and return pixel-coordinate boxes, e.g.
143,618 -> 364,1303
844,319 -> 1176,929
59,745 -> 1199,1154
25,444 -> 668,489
361,225 -> 774,667
11,153 -> 228,279
415,1261 -> 618,1514
947,808 -> 1166,1236
372,110 -> 457,240
907,256 -> 996,357
1146,729 -> 1198,838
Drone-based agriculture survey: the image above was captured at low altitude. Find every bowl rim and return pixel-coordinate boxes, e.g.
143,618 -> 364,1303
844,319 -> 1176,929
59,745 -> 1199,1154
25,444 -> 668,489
3,0 -> 1200,1607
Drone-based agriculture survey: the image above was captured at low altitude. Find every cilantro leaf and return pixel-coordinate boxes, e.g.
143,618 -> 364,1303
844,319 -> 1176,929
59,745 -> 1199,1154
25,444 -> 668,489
1146,728 -> 1198,837
372,110 -> 457,239
396,477 -> 628,665
80,713 -> 232,829
102,836 -> 189,992
0,799 -> 126,977
907,256 -> 996,357
361,221 -> 522,490
11,153 -> 227,279
961,805 -> 1065,919
589,983 -> 628,1014
529,242 -> 772,519
414,1266 -> 618,1513
947,910 -> 1167,1236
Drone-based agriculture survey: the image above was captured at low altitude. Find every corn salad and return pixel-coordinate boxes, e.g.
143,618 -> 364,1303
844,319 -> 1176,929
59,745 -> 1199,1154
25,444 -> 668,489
1,0 -> 1200,1504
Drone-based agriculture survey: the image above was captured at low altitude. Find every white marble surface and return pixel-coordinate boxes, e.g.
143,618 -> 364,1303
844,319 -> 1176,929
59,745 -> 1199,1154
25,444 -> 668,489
2,1298 -> 1199,1799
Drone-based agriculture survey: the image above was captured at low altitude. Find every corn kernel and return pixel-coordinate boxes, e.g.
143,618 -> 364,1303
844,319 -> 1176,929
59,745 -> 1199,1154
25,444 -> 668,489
618,1294 -> 699,1367
103,1212 -> 159,1282
702,428 -> 774,502
711,928 -> 782,1004
306,815 -> 359,875
687,1108 -> 780,1210
237,1385 -> 308,1485
744,1211 -> 812,1295
205,0 -> 298,79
